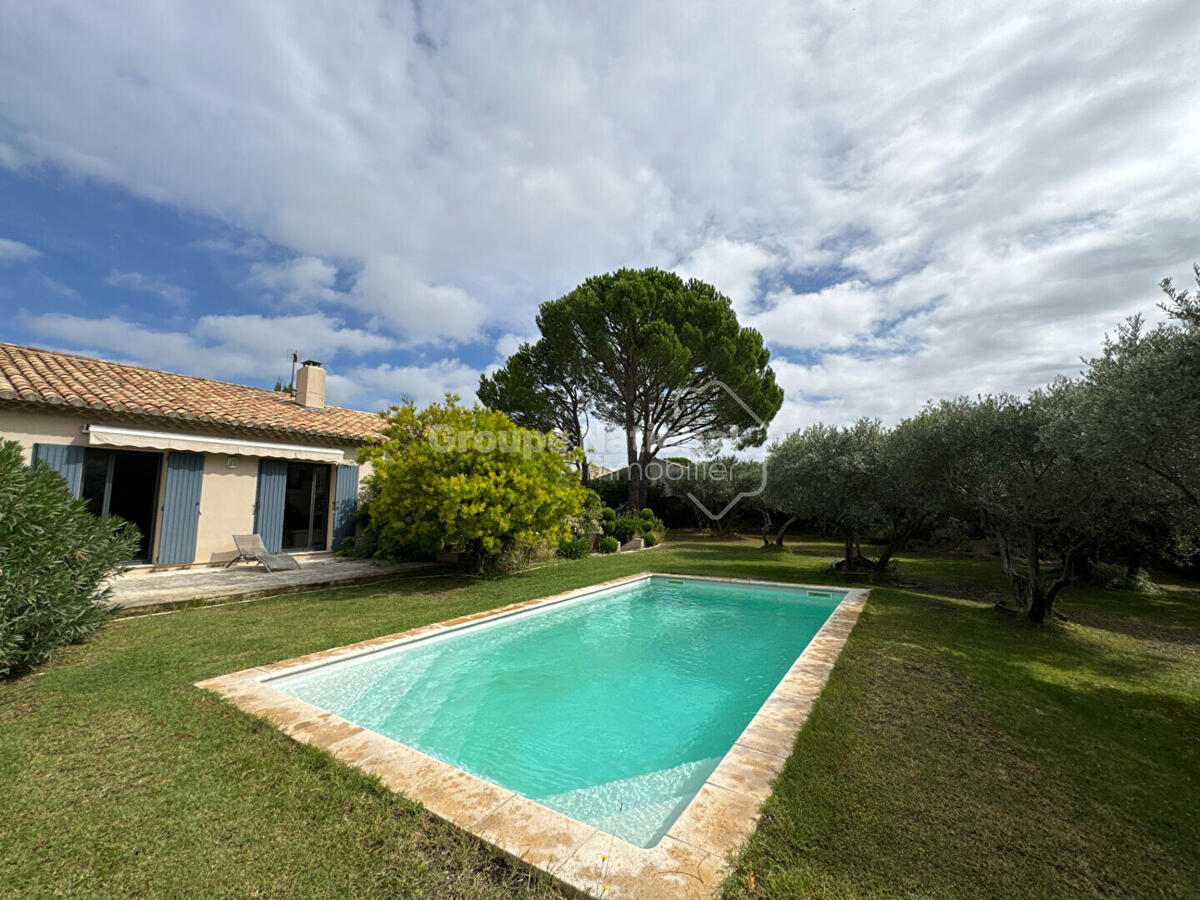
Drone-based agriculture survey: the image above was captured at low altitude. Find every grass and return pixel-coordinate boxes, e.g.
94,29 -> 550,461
1,534 -> 1197,898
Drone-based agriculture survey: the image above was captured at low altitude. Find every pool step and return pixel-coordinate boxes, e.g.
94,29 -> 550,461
535,756 -> 722,847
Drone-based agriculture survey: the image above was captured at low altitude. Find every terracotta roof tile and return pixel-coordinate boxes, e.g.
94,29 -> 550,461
0,343 -> 385,444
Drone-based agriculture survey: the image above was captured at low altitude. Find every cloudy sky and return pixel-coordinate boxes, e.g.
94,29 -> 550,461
1,0 -> 1198,464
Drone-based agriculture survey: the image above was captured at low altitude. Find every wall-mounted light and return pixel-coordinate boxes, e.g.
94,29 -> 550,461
226,456 -> 239,469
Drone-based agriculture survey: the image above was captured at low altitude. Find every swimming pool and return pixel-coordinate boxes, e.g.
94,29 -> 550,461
266,574 -> 845,848
198,573 -> 867,898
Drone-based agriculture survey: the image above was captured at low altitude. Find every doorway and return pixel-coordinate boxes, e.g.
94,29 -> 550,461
81,448 -> 162,561
282,462 -> 330,550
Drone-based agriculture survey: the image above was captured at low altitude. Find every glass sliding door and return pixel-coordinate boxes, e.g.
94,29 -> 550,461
81,448 -> 162,561
282,462 -> 330,550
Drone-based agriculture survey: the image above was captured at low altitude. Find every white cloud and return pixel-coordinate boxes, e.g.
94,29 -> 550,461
0,1 -> 1197,433
677,238 -> 777,312
17,311 -> 255,377
247,256 -> 339,305
494,331 -> 537,358
334,359 -> 485,409
0,142 -> 23,170
747,281 -> 881,351
0,238 -> 40,262
192,235 -> 269,257
36,274 -> 77,297
351,255 -> 488,343
193,312 -> 394,358
105,269 -> 189,306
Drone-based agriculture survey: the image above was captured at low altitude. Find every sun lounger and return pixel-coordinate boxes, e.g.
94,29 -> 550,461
225,534 -> 301,572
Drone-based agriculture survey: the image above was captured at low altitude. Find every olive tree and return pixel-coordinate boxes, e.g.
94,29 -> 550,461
765,420 -> 882,566
1080,264 -> 1200,509
871,420 -> 938,571
922,385 -> 1124,622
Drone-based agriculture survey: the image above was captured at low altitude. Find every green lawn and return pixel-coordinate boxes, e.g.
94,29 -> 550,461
1,535 -> 1197,898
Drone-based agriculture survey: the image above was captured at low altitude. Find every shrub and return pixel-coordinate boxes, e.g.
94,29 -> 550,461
639,507 -> 655,520
600,506 -> 616,535
338,476 -> 414,561
555,537 -> 592,559
1087,560 -> 1163,595
612,516 -> 644,543
926,517 -> 971,551
591,478 -> 694,527
496,539 -> 552,573
599,536 -> 620,554
361,397 -> 586,573
641,512 -> 666,535
0,440 -> 139,678
566,490 -> 605,538
642,531 -> 659,547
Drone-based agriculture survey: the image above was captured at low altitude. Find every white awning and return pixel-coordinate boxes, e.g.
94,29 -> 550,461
87,424 -> 347,463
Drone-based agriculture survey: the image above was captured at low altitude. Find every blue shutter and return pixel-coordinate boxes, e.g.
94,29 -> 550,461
332,464 -> 360,549
254,459 -> 288,553
31,443 -> 85,497
157,452 -> 205,564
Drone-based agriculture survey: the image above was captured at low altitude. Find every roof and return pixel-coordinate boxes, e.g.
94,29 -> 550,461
593,459 -> 689,481
0,343 -> 385,444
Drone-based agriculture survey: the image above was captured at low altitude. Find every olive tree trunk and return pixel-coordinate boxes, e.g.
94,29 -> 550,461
996,529 -> 1086,623
772,515 -> 798,548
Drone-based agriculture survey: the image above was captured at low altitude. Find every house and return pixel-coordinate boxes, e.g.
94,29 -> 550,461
0,343 -> 384,568
591,458 -> 690,484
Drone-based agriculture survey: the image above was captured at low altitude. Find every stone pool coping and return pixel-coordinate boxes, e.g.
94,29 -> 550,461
195,572 -> 869,899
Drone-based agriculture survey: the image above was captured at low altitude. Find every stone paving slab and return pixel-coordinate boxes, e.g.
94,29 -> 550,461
108,558 -> 437,613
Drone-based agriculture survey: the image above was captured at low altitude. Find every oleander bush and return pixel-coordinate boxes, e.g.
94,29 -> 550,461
0,439 -> 139,678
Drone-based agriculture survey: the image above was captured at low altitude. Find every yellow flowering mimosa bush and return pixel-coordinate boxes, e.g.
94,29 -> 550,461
361,396 -> 586,573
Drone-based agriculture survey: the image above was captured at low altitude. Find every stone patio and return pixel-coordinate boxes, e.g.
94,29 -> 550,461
109,557 -> 438,614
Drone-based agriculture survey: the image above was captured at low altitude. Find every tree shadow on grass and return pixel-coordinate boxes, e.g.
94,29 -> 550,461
1063,585 -> 1200,650
871,588 -> 1186,687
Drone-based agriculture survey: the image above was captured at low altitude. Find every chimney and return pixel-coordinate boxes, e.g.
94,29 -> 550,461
295,359 -> 326,408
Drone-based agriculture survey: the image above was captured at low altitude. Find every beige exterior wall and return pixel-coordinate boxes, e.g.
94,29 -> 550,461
1,406 -> 91,460
1,404 -> 371,568
194,454 -> 260,564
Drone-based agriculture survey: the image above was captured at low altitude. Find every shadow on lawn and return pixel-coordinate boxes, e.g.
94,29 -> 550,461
1066,586 -> 1200,649
873,588 -> 1185,684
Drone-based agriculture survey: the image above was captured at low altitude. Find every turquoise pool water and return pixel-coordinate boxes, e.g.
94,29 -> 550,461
269,575 -> 844,847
